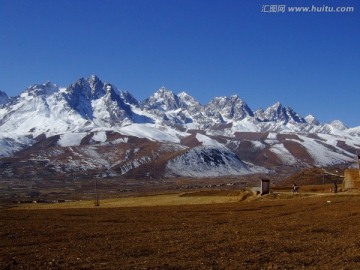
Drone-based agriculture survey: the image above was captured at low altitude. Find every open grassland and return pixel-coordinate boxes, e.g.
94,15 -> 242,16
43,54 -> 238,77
13,192 -> 246,210
12,189 -> 255,210
2,190 -> 360,269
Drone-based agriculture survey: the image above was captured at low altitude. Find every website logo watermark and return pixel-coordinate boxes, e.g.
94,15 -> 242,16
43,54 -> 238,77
261,4 -> 355,13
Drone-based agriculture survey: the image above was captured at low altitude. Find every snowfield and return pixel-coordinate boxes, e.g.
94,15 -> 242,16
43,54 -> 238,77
58,133 -> 88,147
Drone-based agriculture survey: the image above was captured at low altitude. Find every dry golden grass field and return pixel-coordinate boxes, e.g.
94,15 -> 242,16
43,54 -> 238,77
1,189 -> 360,269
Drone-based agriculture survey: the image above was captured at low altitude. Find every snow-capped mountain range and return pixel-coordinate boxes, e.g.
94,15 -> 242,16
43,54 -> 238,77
0,75 -> 359,179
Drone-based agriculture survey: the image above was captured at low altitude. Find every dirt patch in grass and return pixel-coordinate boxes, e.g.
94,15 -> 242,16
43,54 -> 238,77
180,189 -> 255,202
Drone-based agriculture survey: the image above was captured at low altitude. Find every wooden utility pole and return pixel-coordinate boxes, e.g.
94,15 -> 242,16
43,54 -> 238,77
357,150 -> 360,176
95,177 -> 99,207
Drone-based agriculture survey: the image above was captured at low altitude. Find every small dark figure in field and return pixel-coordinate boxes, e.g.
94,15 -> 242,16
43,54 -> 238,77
292,183 -> 299,193
334,182 -> 338,193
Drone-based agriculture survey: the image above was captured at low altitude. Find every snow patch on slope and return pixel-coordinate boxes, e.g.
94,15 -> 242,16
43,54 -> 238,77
0,134 -> 34,157
118,124 -> 187,143
92,131 -> 107,143
269,143 -> 298,165
196,133 -> 223,148
58,132 -> 87,147
231,118 -> 261,133
297,135 -> 354,166
165,146 -> 260,177
252,141 -> 266,150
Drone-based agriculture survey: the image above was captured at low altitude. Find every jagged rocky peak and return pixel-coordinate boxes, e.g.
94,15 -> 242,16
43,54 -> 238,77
177,91 -> 201,109
205,95 -> 253,120
104,83 -> 112,93
0,90 -> 10,105
208,95 -> 244,106
88,74 -> 100,83
66,77 -> 90,98
143,87 -> 181,111
264,102 -> 284,121
264,102 -> 305,123
330,120 -> 347,130
305,114 -> 320,125
178,91 -> 197,103
22,81 -> 59,97
254,108 -> 266,121
66,76 -> 105,100
88,75 -> 106,98
285,107 -> 306,124
120,90 -> 139,106
264,101 -> 283,117
154,87 -> 177,101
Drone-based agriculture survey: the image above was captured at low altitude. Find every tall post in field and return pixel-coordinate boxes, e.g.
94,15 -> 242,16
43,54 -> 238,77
357,151 -> 360,176
95,177 -> 99,207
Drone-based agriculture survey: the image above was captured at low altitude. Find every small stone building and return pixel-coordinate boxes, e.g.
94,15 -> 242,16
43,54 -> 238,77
343,169 -> 360,190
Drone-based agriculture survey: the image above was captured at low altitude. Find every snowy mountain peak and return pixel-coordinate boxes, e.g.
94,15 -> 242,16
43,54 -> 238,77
120,90 -> 139,106
154,87 -> 175,99
205,95 -> 253,120
305,114 -> 320,125
273,101 -> 281,107
0,90 -> 10,105
264,102 -> 305,124
143,87 -> 181,111
208,95 -> 248,108
254,108 -> 265,120
88,75 -> 105,97
89,74 -> 100,82
330,120 -> 347,130
66,76 -> 106,102
22,82 -> 59,97
177,92 -> 201,108
266,101 -> 282,112
177,91 -> 191,100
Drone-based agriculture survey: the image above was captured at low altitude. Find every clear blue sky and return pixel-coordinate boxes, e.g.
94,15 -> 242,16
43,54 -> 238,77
1,0 -> 359,127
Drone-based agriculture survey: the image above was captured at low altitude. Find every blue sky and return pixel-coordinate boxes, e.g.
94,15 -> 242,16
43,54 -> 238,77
1,0 -> 359,127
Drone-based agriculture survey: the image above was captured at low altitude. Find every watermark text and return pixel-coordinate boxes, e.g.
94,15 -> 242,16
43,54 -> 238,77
261,4 -> 355,13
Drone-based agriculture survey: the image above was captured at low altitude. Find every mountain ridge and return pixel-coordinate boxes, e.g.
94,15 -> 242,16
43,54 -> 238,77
0,75 -> 359,179
0,75 -> 354,131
